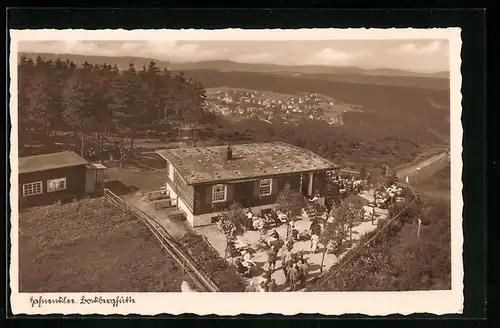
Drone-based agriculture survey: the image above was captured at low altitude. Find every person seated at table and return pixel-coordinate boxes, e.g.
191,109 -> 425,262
276,210 -> 288,222
308,191 -> 320,202
270,210 -> 279,223
252,216 -> 264,230
233,238 -> 249,251
270,229 -> 280,240
267,229 -> 281,247
241,250 -> 255,267
235,258 -> 249,276
264,212 -> 274,223
301,208 -> 309,220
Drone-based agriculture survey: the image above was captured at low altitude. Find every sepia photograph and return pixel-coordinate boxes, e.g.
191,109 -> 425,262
9,28 -> 463,315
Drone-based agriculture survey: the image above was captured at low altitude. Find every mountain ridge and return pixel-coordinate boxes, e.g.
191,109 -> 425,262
18,52 -> 450,79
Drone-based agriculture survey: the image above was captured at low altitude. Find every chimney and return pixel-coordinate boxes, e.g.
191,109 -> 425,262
226,143 -> 233,161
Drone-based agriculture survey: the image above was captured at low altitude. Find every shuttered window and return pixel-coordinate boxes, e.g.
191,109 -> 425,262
212,184 -> 227,202
23,181 -> 43,197
259,178 -> 272,196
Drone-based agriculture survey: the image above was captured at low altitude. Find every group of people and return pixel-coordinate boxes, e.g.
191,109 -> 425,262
65,143 -> 132,162
234,249 -> 257,277
373,184 -> 405,209
281,248 -> 311,291
245,273 -> 278,292
244,208 -> 286,232
328,174 -> 367,195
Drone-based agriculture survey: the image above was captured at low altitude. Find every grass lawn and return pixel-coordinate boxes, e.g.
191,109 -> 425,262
19,198 -> 192,292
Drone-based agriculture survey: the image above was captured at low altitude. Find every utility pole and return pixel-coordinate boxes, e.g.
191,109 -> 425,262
81,133 -> 85,158
99,132 -> 104,164
120,137 -> 124,168
193,107 -> 198,147
371,205 -> 376,225
97,132 -> 101,163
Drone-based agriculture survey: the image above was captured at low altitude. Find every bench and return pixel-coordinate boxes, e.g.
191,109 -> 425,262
152,198 -> 177,210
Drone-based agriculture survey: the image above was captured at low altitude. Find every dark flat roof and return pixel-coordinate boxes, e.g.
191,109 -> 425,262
19,151 -> 88,174
156,142 -> 338,185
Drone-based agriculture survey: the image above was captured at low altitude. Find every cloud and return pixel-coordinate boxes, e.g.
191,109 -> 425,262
300,48 -> 367,66
18,40 -> 223,63
388,40 -> 443,56
17,40 -> 449,73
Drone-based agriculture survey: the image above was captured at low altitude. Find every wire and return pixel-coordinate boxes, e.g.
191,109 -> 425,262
123,154 -> 164,172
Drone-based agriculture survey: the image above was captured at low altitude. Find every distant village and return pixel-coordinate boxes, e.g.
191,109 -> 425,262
207,89 -> 353,126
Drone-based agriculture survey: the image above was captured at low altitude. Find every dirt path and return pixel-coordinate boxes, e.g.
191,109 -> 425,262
396,151 -> 450,184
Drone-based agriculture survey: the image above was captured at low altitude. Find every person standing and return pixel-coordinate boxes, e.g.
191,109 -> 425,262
267,279 -> 277,292
282,246 -> 293,267
310,233 -> 319,254
299,259 -> 310,288
267,246 -> 277,272
288,263 -> 300,291
284,262 -> 292,288
246,208 -> 254,229
245,281 -> 258,292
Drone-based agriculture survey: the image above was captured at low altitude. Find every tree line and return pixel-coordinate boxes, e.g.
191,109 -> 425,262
18,55 -> 211,141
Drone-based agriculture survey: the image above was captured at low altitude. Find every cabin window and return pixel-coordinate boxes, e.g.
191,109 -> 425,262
23,181 -> 43,197
259,178 -> 273,196
47,177 -> 67,193
212,184 -> 227,202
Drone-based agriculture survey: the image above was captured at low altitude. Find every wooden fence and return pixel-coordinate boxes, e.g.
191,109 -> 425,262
103,188 -> 219,292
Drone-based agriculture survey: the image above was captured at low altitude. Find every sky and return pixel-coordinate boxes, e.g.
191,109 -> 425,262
18,39 -> 449,73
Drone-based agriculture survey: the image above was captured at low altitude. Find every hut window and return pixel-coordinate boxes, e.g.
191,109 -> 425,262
212,184 -> 227,203
259,178 -> 272,196
47,177 -> 67,193
22,181 -> 43,197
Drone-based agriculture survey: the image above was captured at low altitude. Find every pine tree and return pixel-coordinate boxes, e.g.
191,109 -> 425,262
26,73 -> 52,134
18,55 -> 36,132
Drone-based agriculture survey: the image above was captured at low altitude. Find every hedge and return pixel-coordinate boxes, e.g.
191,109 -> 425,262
179,233 -> 247,292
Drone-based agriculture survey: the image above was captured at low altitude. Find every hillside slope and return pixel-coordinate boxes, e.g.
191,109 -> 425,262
187,70 -> 450,145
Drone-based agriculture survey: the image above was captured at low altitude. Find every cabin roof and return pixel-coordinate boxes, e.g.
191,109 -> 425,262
156,142 -> 338,185
19,151 -> 88,174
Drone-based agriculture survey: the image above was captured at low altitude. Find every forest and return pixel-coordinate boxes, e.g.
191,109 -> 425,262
17,55 -> 211,142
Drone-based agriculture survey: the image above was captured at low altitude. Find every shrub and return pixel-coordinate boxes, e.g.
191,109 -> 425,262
309,196 -> 450,292
179,233 -> 247,292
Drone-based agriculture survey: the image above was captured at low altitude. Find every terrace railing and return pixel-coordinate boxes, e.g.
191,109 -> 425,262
307,181 -> 418,292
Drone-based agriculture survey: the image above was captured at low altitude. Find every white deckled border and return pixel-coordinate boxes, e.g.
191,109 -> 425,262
9,28 -> 463,316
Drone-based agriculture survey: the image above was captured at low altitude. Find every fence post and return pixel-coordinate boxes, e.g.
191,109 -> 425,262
81,134 -> 85,158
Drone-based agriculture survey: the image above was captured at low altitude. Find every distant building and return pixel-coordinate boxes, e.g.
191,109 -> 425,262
156,142 -> 339,227
18,151 -> 106,208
